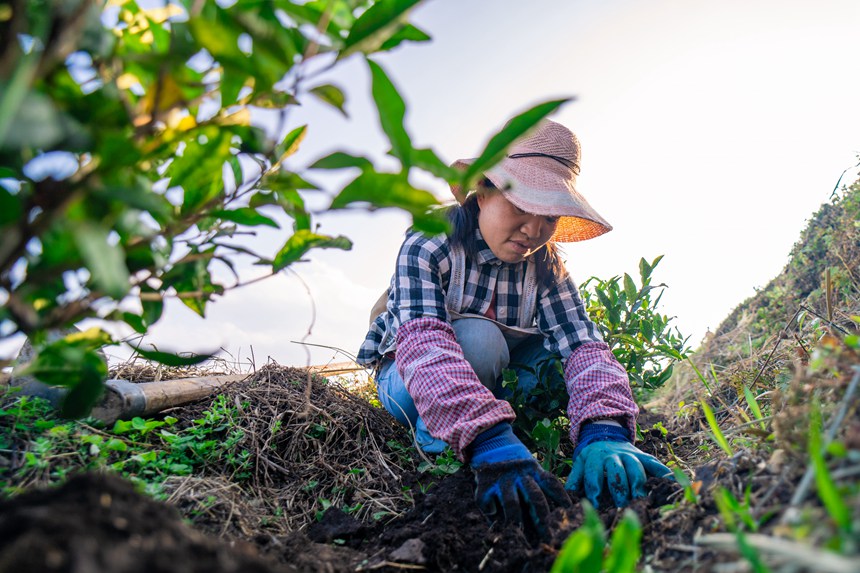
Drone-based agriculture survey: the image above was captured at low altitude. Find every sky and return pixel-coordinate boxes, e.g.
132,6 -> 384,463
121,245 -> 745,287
4,0 -> 860,371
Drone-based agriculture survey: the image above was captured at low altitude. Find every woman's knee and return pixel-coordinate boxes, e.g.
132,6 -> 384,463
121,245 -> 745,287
453,318 -> 509,390
376,359 -> 418,426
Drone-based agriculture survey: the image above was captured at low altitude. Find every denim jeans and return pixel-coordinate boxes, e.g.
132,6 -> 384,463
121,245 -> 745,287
376,318 -> 560,453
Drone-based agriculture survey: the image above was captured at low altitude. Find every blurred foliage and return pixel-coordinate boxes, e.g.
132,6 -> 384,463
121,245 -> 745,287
0,0 -> 568,416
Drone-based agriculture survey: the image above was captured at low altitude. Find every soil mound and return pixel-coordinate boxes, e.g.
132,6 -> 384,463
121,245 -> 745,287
0,472 -> 289,573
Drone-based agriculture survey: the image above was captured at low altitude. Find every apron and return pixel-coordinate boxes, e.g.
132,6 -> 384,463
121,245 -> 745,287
368,242 -> 542,358
445,242 -> 541,342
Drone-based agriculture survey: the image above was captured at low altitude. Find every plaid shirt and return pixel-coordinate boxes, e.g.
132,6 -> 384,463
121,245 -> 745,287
358,229 -> 638,459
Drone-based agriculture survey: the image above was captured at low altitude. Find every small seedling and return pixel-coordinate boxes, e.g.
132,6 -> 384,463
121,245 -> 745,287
550,501 -> 642,573
699,400 -> 734,457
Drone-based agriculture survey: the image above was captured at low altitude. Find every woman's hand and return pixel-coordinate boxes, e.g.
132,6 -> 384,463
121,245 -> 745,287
469,423 -> 571,536
565,432 -> 672,508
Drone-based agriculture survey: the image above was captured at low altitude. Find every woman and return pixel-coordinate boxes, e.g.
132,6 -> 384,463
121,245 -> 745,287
357,120 -> 671,532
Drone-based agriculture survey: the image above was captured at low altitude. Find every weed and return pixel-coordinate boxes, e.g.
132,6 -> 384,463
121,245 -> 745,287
550,501 -> 642,573
672,467 -> 700,505
417,449 -> 462,476
809,399 -> 853,540
314,497 -> 333,521
742,385 -> 767,430
699,399 -> 734,457
715,486 -> 759,532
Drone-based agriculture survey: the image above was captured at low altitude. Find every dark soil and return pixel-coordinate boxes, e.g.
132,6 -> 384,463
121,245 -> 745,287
0,466 -> 687,573
0,472 -> 290,573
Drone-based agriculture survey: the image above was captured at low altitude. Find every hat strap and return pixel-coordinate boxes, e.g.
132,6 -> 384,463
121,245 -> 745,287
508,152 -> 579,174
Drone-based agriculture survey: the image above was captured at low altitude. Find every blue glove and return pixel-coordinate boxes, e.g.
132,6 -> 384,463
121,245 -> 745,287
565,423 -> 672,509
469,423 -> 571,534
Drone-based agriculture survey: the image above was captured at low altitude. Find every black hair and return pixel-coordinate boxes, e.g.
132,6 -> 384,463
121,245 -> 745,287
448,179 -> 566,289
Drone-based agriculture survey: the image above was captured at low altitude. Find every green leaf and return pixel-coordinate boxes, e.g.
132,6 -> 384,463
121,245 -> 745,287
122,312 -> 147,334
280,189 -> 312,231
623,273 -> 637,304
462,99 -> 570,186
550,530 -> 595,573
551,501 -> 605,573
0,186 -> 22,225
809,399 -> 851,532
188,10 -> 246,65
209,207 -> 279,228
341,0 -> 422,57
141,285 -> 164,326
60,353 -> 106,419
700,400 -> 733,457
330,170 -> 432,212
129,346 -> 214,367
734,531 -> 770,573
639,257 -> 651,285
654,363 -> 674,386
160,249 -> 222,316
169,130 -> 232,215
73,223 -> 131,299
275,124 -> 307,163
95,180 -> 173,221
742,385 -> 766,430
15,331 -> 110,418
330,170 -> 446,234
367,60 -> 411,166
379,23 -> 431,52
273,230 -> 352,271
220,67 -> 246,107
228,155 -> 244,187
262,169 -> 319,192
309,151 -> 373,171
309,84 -> 347,117
605,510 -> 642,573
106,438 -> 128,451
411,147 -> 459,180
640,318 -> 654,341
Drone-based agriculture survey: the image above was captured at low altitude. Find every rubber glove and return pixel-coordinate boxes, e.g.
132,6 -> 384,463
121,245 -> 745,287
565,422 -> 672,509
469,423 -> 571,534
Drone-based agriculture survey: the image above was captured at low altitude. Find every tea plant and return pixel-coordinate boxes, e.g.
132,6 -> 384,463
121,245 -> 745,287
503,256 -> 688,469
580,255 -> 691,397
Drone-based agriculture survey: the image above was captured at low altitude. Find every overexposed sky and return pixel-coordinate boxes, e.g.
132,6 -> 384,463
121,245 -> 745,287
4,0 -> 860,369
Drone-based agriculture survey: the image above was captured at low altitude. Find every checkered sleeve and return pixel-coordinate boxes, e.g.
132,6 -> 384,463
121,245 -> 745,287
392,233 -> 515,460
396,317 -> 516,461
538,273 -> 639,448
564,342 -> 639,447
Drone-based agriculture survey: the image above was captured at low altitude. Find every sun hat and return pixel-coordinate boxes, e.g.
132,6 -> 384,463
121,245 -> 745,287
450,119 -> 612,243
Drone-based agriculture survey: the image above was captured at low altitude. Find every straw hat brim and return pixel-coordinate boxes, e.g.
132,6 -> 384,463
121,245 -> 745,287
449,158 -> 612,243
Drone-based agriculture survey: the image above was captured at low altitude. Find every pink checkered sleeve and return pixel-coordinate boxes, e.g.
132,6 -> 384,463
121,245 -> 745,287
565,341 -> 639,448
395,316 -> 516,460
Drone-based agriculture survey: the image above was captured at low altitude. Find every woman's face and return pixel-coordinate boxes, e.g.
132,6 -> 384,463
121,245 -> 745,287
476,190 -> 558,263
